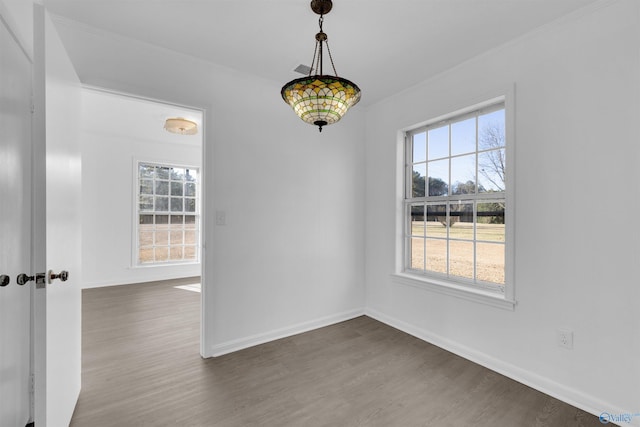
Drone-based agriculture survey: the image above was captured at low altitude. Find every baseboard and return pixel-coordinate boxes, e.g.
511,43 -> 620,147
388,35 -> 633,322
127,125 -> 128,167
209,308 -> 365,357
364,307 -> 638,427
82,274 -> 200,289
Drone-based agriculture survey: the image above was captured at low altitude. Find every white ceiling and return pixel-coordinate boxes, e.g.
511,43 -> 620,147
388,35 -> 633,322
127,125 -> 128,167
44,0 -> 601,106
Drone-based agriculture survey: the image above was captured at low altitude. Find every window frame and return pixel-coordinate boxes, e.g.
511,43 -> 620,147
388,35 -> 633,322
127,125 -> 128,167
133,160 -> 201,267
394,94 -> 516,310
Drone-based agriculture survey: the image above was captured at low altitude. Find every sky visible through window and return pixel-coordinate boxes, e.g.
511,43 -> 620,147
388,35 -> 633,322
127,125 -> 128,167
412,109 -> 504,196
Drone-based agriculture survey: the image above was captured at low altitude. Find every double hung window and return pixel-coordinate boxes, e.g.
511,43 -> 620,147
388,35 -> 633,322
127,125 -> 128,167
136,162 -> 200,265
404,103 -> 507,294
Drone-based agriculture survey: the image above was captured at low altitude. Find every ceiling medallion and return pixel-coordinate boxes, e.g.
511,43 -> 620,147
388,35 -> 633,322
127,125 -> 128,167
280,0 -> 361,132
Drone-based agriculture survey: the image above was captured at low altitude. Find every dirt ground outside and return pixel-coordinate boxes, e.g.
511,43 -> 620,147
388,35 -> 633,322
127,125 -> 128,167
138,223 -> 198,264
410,222 -> 505,284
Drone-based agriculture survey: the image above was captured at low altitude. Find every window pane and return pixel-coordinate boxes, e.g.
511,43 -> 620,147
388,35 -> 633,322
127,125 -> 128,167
139,231 -> 153,247
139,196 -> 153,211
428,159 -> 448,196
185,198 -> 196,213
425,238 -> 447,274
478,149 -> 505,192
171,167 -> 184,180
410,204 -> 425,237
155,231 -> 169,245
426,204 -> 447,238
184,246 -> 197,260
185,230 -> 197,245
155,196 -> 169,211
428,125 -> 448,160
139,248 -> 154,263
139,164 -> 154,178
449,240 -> 474,280
170,246 -> 184,261
477,202 -> 505,242
170,230 -> 183,245
140,179 -> 153,195
155,180 -> 169,195
410,237 -> 424,270
184,215 -> 197,229
185,182 -> 196,197
451,117 -> 476,156
156,215 -> 169,228
413,132 -> 427,163
450,202 -> 473,240
477,242 -> 504,284
170,215 -> 184,225
478,109 -> 505,149
156,166 -> 170,179
170,197 -> 183,212
155,247 -> 169,262
412,163 -> 426,198
139,214 -> 153,225
171,182 -> 183,196
451,154 -> 476,195
185,169 -> 197,182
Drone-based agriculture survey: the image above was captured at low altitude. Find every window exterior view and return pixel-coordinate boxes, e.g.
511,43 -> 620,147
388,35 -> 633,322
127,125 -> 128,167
136,162 -> 200,265
405,103 -> 506,293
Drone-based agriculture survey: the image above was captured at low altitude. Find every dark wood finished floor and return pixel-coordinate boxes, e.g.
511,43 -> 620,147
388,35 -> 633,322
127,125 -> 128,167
71,279 -> 601,427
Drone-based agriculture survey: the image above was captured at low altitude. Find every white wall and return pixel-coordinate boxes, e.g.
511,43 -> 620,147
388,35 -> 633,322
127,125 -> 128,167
364,0 -> 639,421
52,18 -> 366,355
80,89 -> 202,287
0,0 -> 32,59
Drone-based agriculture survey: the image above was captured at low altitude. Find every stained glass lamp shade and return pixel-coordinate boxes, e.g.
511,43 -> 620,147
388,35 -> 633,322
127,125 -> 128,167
281,76 -> 361,131
280,0 -> 361,132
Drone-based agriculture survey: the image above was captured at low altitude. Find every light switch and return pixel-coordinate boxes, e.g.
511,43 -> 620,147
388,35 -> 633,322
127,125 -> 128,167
215,211 -> 226,226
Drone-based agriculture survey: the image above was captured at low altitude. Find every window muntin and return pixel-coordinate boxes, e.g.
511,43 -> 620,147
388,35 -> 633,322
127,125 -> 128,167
405,104 -> 506,292
136,162 -> 199,265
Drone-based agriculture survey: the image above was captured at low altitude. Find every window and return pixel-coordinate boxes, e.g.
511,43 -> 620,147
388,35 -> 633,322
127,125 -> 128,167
136,162 -> 200,265
404,102 -> 508,295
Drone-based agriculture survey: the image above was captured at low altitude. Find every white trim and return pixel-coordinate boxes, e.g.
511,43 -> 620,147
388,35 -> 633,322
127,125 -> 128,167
364,308 -> 639,427
391,273 -> 515,310
209,309 -> 365,357
397,85 -> 516,307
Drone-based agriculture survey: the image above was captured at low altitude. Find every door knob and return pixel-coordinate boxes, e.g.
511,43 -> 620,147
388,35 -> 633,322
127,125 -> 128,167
48,270 -> 69,284
17,273 -> 34,285
0,275 -> 9,287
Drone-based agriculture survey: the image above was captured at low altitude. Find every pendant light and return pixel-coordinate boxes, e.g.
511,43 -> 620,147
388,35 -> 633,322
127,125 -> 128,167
280,0 -> 361,132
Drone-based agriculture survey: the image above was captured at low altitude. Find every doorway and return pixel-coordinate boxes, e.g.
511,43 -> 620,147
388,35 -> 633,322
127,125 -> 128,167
79,88 -> 204,289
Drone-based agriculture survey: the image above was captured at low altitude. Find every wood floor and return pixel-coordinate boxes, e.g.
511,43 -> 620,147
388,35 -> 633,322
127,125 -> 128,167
71,279 -> 602,427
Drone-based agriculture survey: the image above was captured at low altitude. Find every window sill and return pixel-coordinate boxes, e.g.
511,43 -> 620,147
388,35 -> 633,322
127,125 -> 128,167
391,272 -> 516,311
131,261 -> 201,269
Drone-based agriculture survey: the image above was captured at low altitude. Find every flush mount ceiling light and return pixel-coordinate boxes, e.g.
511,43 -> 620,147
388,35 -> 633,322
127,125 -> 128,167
280,0 -> 361,132
164,117 -> 198,135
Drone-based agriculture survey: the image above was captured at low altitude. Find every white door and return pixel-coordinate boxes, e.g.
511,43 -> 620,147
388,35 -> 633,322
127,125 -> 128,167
0,12 -> 33,427
32,5 -> 83,426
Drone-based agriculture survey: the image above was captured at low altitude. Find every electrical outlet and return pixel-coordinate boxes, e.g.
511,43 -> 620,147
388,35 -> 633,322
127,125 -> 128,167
557,329 -> 573,349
